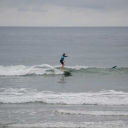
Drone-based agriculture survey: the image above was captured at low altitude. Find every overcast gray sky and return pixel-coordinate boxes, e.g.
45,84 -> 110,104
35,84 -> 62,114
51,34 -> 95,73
0,0 -> 128,26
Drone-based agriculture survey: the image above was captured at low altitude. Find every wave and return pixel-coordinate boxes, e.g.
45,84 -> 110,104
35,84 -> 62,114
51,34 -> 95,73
1,121 -> 128,128
0,88 -> 128,105
55,109 -> 128,116
0,64 -> 128,76
0,64 -> 62,76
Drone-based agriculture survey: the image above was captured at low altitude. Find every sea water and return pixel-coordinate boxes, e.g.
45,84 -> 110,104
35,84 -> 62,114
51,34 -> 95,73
0,27 -> 128,128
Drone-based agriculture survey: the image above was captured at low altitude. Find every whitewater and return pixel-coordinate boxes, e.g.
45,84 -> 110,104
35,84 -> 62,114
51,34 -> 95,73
0,88 -> 128,105
0,64 -> 128,76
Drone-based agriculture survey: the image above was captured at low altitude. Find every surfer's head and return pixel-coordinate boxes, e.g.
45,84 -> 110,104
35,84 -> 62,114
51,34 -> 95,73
63,53 -> 66,56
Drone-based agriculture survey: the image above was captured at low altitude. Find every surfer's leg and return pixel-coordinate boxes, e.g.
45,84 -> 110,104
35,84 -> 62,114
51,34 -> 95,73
60,61 -> 64,71
60,65 -> 62,71
61,64 -> 64,71
60,64 -> 64,71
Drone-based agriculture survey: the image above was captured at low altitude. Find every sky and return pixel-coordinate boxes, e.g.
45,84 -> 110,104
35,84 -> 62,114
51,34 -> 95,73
0,0 -> 128,26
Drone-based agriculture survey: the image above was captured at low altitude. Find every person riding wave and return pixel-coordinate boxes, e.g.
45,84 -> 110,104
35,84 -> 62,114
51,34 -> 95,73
60,53 -> 68,71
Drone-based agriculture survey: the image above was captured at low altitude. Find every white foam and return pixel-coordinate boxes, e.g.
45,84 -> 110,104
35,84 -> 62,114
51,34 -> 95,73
0,88 -> 128,105
0,64 -> 127,76
0,64 -> 92,76
54,65 -> 88,69
55,109 -> 128,116
0,64 -> 63,76
65,65 -> 89,70
3,121 -> 128,128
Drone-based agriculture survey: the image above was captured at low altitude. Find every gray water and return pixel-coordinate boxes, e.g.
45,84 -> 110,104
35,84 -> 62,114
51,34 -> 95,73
0,27 -> 128,128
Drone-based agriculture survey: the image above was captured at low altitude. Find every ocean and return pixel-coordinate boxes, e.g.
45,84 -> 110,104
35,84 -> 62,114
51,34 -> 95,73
0,27 -> 128,128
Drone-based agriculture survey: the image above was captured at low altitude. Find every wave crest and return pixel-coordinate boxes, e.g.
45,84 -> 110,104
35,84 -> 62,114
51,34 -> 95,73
0,64 -> 128,76
0,64 -> 62,76
0,89 -> 128,105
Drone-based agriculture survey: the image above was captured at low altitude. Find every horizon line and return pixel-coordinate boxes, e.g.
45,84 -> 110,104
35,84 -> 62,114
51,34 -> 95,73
0,26 -> 128,27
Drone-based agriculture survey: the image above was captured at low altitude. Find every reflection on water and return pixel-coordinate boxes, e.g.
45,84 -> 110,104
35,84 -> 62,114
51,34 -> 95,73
58,75 -> 66,84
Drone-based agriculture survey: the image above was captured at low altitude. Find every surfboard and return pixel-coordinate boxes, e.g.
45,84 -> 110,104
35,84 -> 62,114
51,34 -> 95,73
64,70 -> 72,76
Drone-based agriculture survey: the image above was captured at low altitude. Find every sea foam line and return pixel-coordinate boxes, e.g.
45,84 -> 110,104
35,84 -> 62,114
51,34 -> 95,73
55,109 -> 128,116
1,121 -> 128,128
0,88 -> 128,105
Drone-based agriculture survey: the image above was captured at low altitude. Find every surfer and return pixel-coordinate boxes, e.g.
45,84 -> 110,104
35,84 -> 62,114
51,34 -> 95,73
60,53 -> 68,71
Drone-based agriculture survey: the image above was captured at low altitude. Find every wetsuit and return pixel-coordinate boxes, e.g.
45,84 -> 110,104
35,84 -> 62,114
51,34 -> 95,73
60,55 -> 67,64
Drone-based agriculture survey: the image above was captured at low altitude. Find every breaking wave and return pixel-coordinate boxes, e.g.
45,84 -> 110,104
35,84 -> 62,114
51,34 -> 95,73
1,121 -> 128,128
0,64 -> 128,76
0,64 -> 62,76
0,88 -> 128,105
